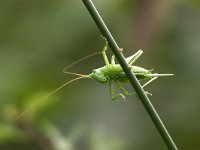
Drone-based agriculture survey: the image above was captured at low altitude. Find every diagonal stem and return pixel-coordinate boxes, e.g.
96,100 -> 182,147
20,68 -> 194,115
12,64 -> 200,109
82,0 -> 178,149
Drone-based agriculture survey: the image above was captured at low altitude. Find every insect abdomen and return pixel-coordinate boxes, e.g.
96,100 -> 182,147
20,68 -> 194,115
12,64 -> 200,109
100,65 -> 152,82
132,66 -> 152,80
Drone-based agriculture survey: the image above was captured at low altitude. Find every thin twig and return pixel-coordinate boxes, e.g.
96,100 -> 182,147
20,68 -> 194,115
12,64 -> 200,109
82,0 -> 178,149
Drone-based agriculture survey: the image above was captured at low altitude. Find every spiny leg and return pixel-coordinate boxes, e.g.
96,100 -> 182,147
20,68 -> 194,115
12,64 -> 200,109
141,77 -> 158,96
115,80 -> 136,97
109,80 -> 125,100
102,40 -> 110,68
142,77 -> 158,88
126,50 -> 143,65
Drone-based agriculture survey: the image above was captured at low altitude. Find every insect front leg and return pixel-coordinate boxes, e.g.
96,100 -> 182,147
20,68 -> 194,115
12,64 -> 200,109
102,41 -> 110,68
115,80 -> 136,97
109,80 -> 126,100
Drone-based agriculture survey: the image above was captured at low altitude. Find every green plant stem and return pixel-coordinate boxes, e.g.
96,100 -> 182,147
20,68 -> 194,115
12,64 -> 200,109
82,0 -> 178,149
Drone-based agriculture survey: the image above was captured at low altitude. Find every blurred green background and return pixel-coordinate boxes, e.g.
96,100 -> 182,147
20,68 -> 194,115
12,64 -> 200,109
0,0 -> 200,150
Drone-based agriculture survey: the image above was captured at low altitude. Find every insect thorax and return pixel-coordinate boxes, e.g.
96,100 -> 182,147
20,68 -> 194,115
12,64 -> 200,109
99,65 -> 128,82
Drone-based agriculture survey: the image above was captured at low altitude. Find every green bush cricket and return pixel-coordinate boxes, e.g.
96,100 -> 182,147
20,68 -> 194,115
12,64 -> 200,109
15,39 -> 173,120
63,40 -> 173,100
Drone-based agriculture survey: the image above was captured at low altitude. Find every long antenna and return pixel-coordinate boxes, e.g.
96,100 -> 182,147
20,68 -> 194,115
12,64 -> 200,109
63,51 -> 101,73
63,71 -> 89,77
15,76 -> 90,121
15,51 -> 99,121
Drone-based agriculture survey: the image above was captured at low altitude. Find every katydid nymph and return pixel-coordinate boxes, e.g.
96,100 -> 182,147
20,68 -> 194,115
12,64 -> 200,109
15,40 -> 173,120
63,40 -> 173,100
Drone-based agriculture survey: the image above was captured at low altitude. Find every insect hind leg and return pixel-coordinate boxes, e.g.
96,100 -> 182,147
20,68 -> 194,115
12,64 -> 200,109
142,77 -> 158,88
115,81 -> 136,98
126,50 -> 143,65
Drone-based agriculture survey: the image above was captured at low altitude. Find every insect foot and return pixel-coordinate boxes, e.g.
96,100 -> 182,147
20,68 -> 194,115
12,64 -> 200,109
119,48 -> 123,52
145,91 -> 152,96
111,93 -> 126,101
121,94 -> 126,101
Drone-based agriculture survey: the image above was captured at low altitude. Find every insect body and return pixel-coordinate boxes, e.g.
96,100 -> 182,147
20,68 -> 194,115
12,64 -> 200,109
90,64 -> 152,83
64,41 -> 173,100
15,40 -> 173,120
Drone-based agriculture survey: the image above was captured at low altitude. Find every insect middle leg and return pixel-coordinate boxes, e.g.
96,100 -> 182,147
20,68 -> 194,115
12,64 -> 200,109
109,80 -> 126,100
102,41 -> 110,68
111,55 -> 115,65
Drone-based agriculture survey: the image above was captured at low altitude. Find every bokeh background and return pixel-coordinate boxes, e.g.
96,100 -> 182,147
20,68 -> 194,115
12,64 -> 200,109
0,0 -> 200,150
